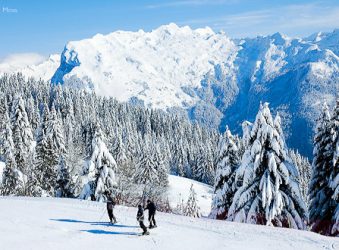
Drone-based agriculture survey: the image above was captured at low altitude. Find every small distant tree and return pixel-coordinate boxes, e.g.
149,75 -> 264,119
175,193 -> 185,215
184,184 -> 201,218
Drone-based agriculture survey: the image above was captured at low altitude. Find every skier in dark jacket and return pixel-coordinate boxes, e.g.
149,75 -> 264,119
137,205 -> 149,235
145,199 -> 157,228
106,192 -> 117,224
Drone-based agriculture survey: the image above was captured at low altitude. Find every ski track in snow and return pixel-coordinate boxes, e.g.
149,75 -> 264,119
0,197 -> 337,250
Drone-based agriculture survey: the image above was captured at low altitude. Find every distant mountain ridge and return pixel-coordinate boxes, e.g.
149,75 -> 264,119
1,24 -> 338,157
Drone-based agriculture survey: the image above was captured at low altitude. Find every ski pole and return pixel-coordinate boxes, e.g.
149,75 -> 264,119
99,207 -> 106,222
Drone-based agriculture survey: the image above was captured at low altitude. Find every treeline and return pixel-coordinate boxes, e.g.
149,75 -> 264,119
0,73 -> 218,209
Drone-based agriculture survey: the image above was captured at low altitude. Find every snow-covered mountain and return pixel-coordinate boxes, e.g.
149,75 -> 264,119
2,24 -> 339,157
0,54 -> 60,81
51,23 -> 236,109
0,197 -> 337,250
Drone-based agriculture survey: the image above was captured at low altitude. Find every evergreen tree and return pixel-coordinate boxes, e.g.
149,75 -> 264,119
0,94 -> 8,161
184,184 -> 201,218
241,121 -> 253,149
171,138 -> 187,177
228,103 -> 306,229
289,149 -> 311,205
193,144 -> 214,185
46,105 -> 66,155
29,104 -> 66,196
154,143 -> 169,187
0,111 -> 24,195
329,99 -> 339,236
133,143 -> 159,186
309,103 -> 336,235
26,96 -> 40,138
112,134 -> 127,166
27,103 -> 48,196
11,95 -> 34,178
56,156 -> 74,197
175,194 -> 185,215
330,134 -> 339,236
210,127 -> 240,219
80,123 -> 118,201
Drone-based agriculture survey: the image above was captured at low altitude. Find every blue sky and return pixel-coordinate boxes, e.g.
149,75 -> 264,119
0,0 -> 338,59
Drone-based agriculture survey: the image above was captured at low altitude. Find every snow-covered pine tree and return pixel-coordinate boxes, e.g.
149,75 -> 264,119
0,106 -> 14,160
162,197 -> 172,213
0,94 -> 8,161
331,134 -> 339,236
0,111 -> 25,195
309,103 -> 336,235
241,121 -> 253,149
56,155 -> 74,197
31,104 -> 66,196
184,184 -> 201,218
228,103 -> 307,229
11,95 -> 35,192
81,121 -> 96,158
175,193 -> 185,215
289,149 -> 311,205
26,96 -> 40,138
61,98 -> 83,197
113,131 -> 134,200
112,134 -> 128,166
154,143 -> 169,187
329,99 -> 339,236
210,127 -> 240,219
171,138 -> 187,177
193,144 -> 215,185
27,102 -> 48,196
133,139 -> 159,186
158,136 -> 172,173
80,123 -> 118,202
63,95 -> 75,147
46,104 -> 66,156
11,96 -> 34,170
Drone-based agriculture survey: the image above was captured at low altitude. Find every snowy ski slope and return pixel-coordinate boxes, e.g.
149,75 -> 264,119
0,197 -> 337,250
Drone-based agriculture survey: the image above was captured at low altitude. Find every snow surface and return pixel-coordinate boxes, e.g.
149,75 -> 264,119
167,175 -> 213,216
0,197 -> 337,250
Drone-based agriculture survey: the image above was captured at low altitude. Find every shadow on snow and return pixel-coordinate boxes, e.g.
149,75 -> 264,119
81,229 -> 139,235
50,218 -> 139,228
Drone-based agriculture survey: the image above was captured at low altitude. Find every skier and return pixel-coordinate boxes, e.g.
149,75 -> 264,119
106,191 -> 117,224
145,199 -> 157,228
137,204 -> 149,235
